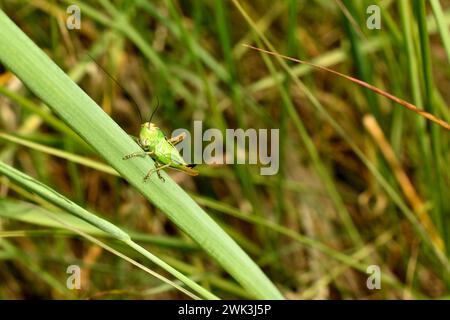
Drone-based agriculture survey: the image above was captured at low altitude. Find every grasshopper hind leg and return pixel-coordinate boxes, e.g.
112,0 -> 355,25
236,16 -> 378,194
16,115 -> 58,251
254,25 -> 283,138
156,169 -> 165,182
143,162 -> 171,182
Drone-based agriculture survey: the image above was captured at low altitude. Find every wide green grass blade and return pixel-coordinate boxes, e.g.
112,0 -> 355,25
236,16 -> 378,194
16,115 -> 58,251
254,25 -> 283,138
0,9 -> 282,299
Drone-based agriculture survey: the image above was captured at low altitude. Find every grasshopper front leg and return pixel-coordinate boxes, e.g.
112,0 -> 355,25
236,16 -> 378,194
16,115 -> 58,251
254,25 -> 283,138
122,150 -> 154,160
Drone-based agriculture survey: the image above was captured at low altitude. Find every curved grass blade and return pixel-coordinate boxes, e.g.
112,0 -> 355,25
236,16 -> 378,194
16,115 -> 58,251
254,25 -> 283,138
243,45 -> 450,132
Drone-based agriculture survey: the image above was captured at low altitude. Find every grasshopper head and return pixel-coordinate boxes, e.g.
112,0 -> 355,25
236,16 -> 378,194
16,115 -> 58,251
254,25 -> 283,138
141,122 -> 157,130
139,122 -> 163,146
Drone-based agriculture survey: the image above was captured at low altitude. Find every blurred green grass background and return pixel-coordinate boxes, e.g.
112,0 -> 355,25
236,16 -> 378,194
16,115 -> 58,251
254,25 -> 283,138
0,0 -> 450,299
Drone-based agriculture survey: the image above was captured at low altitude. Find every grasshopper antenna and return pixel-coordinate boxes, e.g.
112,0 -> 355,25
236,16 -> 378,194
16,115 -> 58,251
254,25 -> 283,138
148,96 -> 160,123
85,52 -> 143,124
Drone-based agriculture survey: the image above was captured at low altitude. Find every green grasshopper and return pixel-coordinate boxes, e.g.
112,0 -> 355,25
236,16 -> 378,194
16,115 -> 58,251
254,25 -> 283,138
122,103 -> 198,182
88,53 -> 198,182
